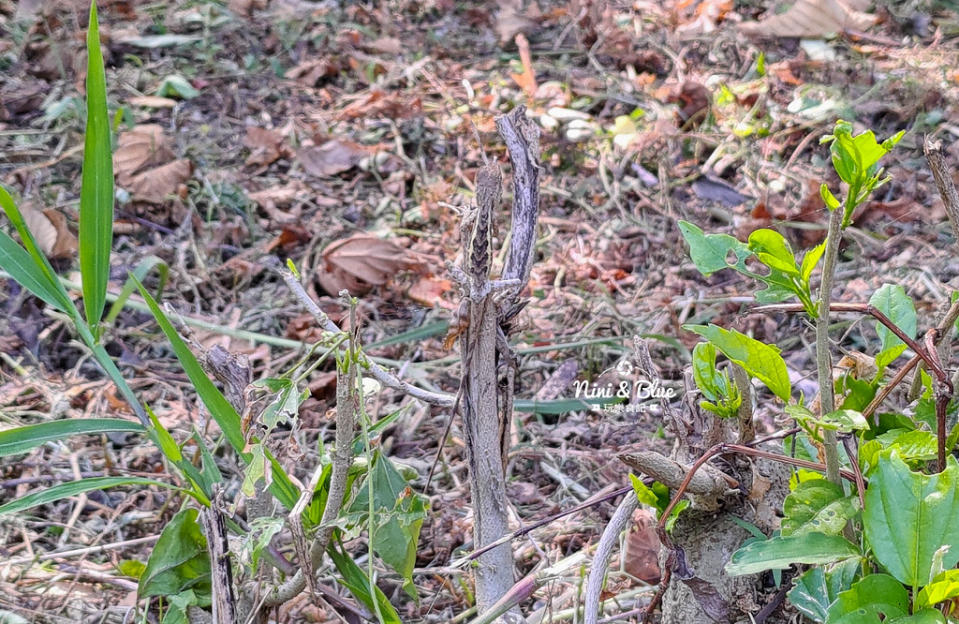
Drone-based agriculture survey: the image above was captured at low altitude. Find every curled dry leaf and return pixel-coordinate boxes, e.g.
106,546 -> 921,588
243,126 -> 288,167
738,0 -> 875,38
114,124 -> 174,185
297,140 -> 371,177
316,234 -> 425,296
623,508 -> 661,584
125,159 -> 193,204
20,203 -> 77,259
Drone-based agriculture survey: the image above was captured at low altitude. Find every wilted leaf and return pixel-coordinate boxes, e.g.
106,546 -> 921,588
623,508 -> 661,583
297,140 -> 370,177
20,204 -> 77,259
126,159 -> 192,203
114,125 -> 174,185
317,234 -> 424,296
739,0 -> 876,38
244,126 -> 287,167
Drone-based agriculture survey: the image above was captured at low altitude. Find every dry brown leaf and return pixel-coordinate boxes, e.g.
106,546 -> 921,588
623,509 -> 661,583
285,58 -> 340,86
114,125 -> 174,185
297,140 -> 370,177
509,33 -> 537,97
316,234 -> 424,296
407,276 -> 454,308
126,159 -> 192,203
365,37 -> 402,55
739,0 -> 876,38
243,126 -> 287,167
20,203 -> 77,259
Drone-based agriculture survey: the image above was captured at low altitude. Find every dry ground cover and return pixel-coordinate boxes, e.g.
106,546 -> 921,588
2,0 -> 959,622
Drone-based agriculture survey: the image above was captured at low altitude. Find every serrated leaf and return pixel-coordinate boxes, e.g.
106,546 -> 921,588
726,533 -> 860,576
684,324 -> 790,401
863,451 -> 959,590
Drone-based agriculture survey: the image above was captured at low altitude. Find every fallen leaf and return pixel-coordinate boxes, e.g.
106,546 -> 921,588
692,176 -> 752,207
20,204 -> 77,259
297,140 -> 370,178
623,509 -> 661,583
316,234 -> 424,296
497,0 -> 539,44
114,125 -> 174,185
126,159 -> 193,203
285,58 -> 340,86
407,276 -> 454,308
739,0 -> 876,38
244,126 -> 287,167
364,37 -> 402,55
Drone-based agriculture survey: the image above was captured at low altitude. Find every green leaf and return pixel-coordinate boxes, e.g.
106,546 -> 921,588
0,477 -> 176,516
748,229 -> 800,276
139,508 -> 211,600
162,590 -> 206,624
155,74 -> 200,99
79,0 -> 115,331
678,220 -> 753,276
788,559 -> 859,623
250,378 -> 308,429
782,479 -> 858,537
0,187 -> 74,314
875,344 -> 908,374
691,342 -> 741,418
132,276 -> 245,453
801,241 -> 827,283
348,452 -> 428,598
887,611 -> 946,624
877,429 -> 938,463
826,574 -> 908,624
117,559 -> 146,579
916,569 -> 959,610
869,284 -> 916,352
726,533 -> 860,576
240,443 -> 270,498
820,184 -> 841,211
683,324 -> 791,401
0,418 -> 144,457
327,540 -> 402,624
630,474 -> 660,509
863,451 -> 959,589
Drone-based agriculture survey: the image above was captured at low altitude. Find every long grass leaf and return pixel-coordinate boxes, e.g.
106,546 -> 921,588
0,477 -> 176,516
132,275 -> 245,453
0,419 -> 144,457
0,187 -> 74,314
78,0 -> 114,331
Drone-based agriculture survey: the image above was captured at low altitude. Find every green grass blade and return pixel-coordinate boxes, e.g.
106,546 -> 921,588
0,477 -> 176,516
132,275 -> 245,453
0,418 -> 144,457
104,255 -> 168,325
0,186 -> 74,314
78,0 -> 115,331
0,230 -> 71,312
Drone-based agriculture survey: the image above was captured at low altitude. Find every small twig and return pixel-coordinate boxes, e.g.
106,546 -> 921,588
272,260 -> 456,408
840,436 -> 866,509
